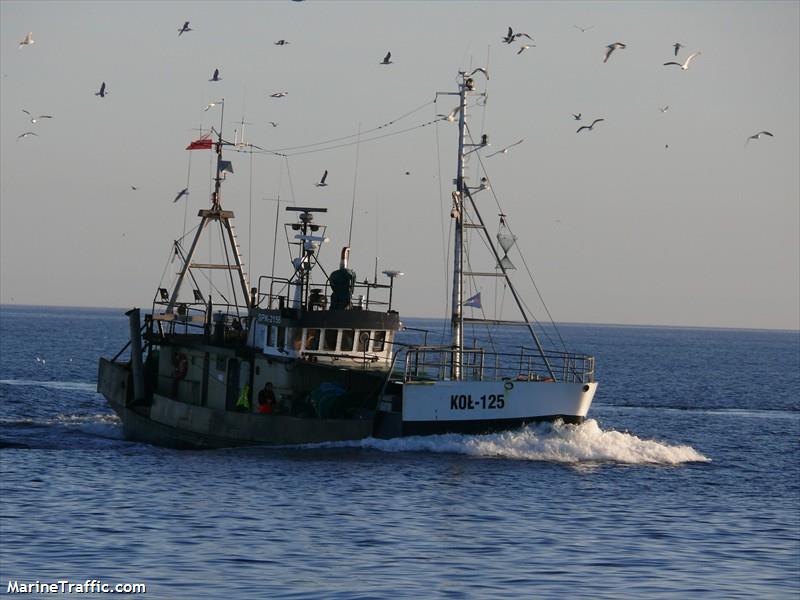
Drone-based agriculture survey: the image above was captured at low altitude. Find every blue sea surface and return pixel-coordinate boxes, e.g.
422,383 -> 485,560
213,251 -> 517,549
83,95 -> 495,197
1,305 -> 798,599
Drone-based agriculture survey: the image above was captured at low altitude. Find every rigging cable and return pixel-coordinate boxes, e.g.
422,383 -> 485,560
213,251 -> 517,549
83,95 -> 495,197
348,123 -> 362,247
464,123 -> 567,352
271,99 -> 434,154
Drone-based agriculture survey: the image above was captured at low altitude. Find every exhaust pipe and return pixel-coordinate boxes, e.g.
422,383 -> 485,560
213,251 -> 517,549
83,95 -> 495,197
125,308 -> 145,405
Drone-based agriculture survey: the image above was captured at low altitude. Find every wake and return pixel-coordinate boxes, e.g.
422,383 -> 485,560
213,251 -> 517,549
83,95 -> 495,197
330,419 -> 709,465
0,379 -> 97,393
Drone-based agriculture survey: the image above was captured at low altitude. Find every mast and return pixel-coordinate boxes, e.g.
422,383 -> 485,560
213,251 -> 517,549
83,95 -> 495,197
165,99 -> 252,315
450,73 -> 470,379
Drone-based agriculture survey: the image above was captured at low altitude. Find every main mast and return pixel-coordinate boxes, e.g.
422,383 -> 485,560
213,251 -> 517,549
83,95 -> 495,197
449,72 -> 472,379
165,100 -> 252,315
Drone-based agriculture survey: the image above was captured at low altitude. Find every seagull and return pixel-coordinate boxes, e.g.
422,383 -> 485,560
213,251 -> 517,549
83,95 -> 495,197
486,139 -> 523,157
502,27 -> 533,44
267,121 -> 279,127
209,68 -> 221,82
573,25 -> 594,33
517,44 -> 535,55
381,52 -> 392,65
468,67 -> 489,80
659,105 -> 669,113
17,132 -> 38,140
270,91 -> 288,98
673,42 -> 683,56
203,102 -> 219,112
603,42 -> 626,63
315,170 -> 328,187
274,39 -> 289,45
663,51 -> 701,70
178,21 -> 192,36
745,131 -> 774,146
173,188 -> 189,202
95,82 -> 107,97
576,118 -> 604,133
439,105 -> 462,122
131,186 -> 139,191
573,113 -> 582,120
22,110 -> 52,123
19,32 -> 34,48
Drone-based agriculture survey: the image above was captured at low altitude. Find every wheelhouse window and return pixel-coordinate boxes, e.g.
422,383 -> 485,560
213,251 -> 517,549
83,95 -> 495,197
323,329 -> 338,351
291,328 -> 303,351
372,331 -> 386,352
277,326 -> 285,349
356,331 -> 370,352
340,329 -> 355,352
266,325 -> 274,347
305,328 -> 320,351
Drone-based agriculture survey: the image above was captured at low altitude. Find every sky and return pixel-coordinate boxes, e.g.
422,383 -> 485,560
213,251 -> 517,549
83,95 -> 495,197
1,1 -> 798,331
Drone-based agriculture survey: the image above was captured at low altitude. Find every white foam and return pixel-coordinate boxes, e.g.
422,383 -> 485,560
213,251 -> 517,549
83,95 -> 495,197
318,419 -> 710,465
0,379 -> 97,392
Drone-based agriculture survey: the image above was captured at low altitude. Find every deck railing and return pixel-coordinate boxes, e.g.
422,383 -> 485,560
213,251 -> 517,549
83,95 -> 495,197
402,346 -> 595,384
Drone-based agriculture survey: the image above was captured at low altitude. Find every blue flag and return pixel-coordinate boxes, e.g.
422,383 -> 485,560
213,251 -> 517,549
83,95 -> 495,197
464,292 -> 481,308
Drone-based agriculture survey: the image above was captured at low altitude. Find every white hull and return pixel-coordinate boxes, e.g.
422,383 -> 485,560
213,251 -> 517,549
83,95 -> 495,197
402,380 -> 596,423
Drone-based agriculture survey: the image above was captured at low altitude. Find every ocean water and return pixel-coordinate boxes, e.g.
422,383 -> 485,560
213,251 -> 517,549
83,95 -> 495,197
0,305 -> 798,599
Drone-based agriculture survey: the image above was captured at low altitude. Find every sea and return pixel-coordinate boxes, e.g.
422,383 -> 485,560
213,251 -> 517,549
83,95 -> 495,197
0,305 -> 798,599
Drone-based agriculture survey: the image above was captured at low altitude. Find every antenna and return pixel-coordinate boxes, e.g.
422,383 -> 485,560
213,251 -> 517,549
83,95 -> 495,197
235,115 -> 253,147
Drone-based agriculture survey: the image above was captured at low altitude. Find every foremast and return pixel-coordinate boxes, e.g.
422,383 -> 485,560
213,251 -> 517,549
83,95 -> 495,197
446,71 -> 557,381
450,73 -> 470,379
165,100 -> 251,316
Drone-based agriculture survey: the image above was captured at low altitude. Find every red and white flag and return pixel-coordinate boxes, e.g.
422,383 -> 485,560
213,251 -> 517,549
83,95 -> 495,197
186,135 -> 213,150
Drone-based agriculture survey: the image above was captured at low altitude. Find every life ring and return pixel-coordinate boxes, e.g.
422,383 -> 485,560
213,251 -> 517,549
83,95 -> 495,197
174,352 -> 188,380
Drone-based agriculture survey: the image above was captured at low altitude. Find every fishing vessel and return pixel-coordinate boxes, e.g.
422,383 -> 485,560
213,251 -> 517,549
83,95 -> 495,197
97,70 -> 597,448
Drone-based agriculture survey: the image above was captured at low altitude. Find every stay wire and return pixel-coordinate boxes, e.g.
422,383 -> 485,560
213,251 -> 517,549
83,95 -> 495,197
463,123 -> 567,352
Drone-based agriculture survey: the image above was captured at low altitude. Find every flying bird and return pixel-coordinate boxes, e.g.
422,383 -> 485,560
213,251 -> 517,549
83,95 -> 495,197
203,102 -> 220,112
270,91 -> 288,98
19,32 -> 34,48
17,131 -> 38,140
673,42 -> 684,56
274,39 -> 289,46
437,105 -> 462,122
468,67 -> 489,80
131,186 -> 139,191
210,68 -> 221,82
576,118 -> 604,133
95,82 -> 107,97
486,139 -> 523,157
659,105 -> 669,113
517,44 -> 535,55
573,25 -> 594,33
178,21 -> 192,36
315,170 -> 329,187
267,121 -> 279,127
573,113 -> 582,120
502,27 -> 533,44
603,42 -> 626,63
22,110 -> 52,123
174,188 -> 189,202
381,52 -> 392,65
663,51 -> 701,70
745,131 -> 773,146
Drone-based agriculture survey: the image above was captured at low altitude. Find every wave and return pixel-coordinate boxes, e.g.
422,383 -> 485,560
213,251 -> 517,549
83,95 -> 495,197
595,403 -> 799,420
309,419 -> 709,465
0,379 -> 97,392
0,414 -> 124,448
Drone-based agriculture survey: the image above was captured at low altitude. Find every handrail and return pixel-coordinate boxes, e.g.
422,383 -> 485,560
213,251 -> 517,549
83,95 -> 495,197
256,274 -> 395,312
402,345 -> 595,384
